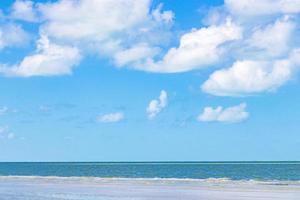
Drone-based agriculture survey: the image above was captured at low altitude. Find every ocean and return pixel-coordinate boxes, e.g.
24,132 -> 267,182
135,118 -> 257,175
0,162 -> 300,200
1,161 -> 300,180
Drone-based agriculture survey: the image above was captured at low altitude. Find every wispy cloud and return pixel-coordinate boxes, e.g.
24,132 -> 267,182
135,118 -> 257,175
10,0 -> 39,22
0,23 -> 29,50
146,90 -> 168,119
225,0 -> 300,16
97,112 -> 124,123
197,103 -> 249,123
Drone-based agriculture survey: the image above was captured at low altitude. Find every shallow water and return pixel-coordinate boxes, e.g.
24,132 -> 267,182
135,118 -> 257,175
1,162 -> 300,199
0,176 -> 300,200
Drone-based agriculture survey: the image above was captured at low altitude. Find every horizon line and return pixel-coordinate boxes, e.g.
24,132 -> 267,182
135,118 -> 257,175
1,161 -> 300,163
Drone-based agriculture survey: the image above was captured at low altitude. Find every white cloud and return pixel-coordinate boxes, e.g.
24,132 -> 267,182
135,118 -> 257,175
198,103 -> 249,123
146,90 -> 167,119
0,0 -> 174,77
225,0 -> 300,16
200,4 -> 300,96
135,18 -> 242,73
10,0 -> 38,22
97,112 -> 124,123
202,49 -> 300,96
151,3 -> 174,24
38,0 -> 149,41
0,23 -> 29,50
0,35 -> 81,77
114,43 -> 160,67
1,0 -> 300,91
38,0 -> 173,55
0,126 -> 15,139
30,0 -> 297,78
247,17 -> 295,57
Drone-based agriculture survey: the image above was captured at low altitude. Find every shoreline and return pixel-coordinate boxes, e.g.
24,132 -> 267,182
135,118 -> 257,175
0,176 -> 300,200
1,175 -> 300,183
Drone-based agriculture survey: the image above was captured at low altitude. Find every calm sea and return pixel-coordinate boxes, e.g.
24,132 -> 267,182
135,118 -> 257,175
0,162 -> 300,181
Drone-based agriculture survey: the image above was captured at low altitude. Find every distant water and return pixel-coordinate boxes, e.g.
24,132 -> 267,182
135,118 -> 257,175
1,162 -> 300,181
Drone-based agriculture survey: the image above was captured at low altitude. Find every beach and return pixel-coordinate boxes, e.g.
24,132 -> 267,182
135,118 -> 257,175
0,176 -> 300,200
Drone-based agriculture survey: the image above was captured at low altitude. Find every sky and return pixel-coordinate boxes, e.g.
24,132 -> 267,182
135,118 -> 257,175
0,0 -> 300,162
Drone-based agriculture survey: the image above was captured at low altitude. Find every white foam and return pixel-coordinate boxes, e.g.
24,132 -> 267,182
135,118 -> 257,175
0,175 -> 300,185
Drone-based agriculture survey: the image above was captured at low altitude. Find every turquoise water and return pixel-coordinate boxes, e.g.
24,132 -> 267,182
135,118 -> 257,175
0,162 -> 300,181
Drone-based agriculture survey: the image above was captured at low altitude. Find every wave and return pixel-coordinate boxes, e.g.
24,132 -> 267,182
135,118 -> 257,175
1,176 -> 300,186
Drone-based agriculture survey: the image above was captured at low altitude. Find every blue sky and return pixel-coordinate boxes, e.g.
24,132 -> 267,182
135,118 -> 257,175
0,0 -> 300,161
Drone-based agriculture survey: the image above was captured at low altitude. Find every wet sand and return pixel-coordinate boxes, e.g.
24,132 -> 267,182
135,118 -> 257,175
0,176 -> 299,200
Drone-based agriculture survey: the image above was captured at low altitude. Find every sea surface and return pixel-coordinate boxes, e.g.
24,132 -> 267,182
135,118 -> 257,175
0,161 -> 300,181
0,162 -> 300,200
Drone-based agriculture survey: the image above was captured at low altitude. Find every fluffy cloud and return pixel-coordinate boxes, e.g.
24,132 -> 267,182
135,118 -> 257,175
10,0 -> 38,22
0,23 -> 29,50
201,4 -> 300,96
198,103 -> 249,123
0,126 -> 14,139
225,0 -> 300,16
246,17 -> 295,57
146,90 -> 167,119
0,35 -> 81,77
38,0 -> 173,55
1,0 -> 300,90
202,49 -> 300,96
39,0 -> 150,41
97,112 -> 124,123
135,19 -> 242,73
0,0 -> 174,77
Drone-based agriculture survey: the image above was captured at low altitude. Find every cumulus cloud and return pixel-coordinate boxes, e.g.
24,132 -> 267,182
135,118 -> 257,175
10,0 -> 38,22
38,0 -> 150,41
0,35 -> 81,77
0,23 -> 29,50
246,17 -> 295,57
97,112 -> 124,123
0,0 -> 175,77
135,18 -> 242,73
225,0 -> 300,17
197,103 -> 249,123
146,90 -> 167,119
199,1 -> 300,96
1,0 -> 300,92
202,49 -> 300,96
38,0 -> 173,55
0,126 -> 15,139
